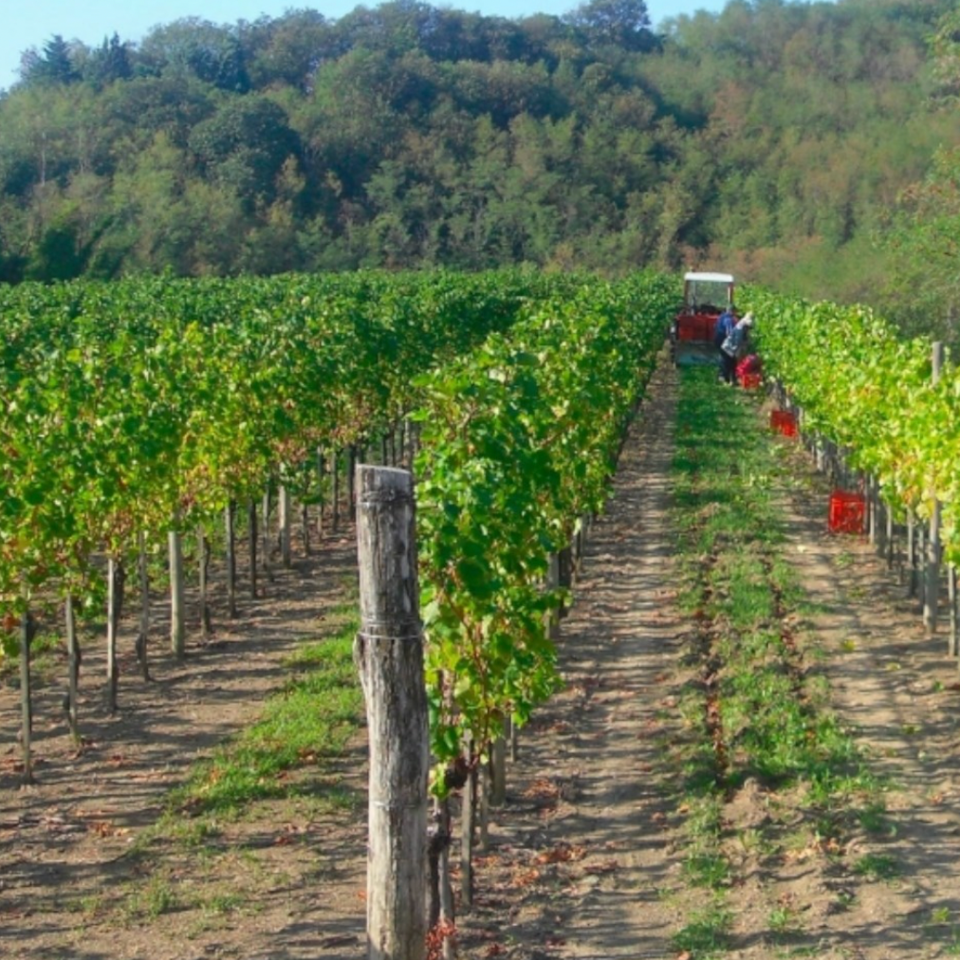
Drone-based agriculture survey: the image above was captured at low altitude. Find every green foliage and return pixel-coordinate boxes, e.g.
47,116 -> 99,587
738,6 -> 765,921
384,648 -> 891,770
742,285 -> 960,564
0,268 -> 543,616
414,272 -> 673,788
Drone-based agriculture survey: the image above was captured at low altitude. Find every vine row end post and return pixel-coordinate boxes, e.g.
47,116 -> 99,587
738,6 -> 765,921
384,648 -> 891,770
354,465 -> 429,960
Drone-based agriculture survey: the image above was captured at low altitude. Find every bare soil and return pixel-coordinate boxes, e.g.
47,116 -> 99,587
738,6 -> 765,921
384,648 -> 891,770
5,361 -> 960,960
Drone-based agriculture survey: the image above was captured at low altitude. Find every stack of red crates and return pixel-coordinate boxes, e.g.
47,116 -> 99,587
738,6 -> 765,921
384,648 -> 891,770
770,410 -> 797,438
828,491 -> 865,534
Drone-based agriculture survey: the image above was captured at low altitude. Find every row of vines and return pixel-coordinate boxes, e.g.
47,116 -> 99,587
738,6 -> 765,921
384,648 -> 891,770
742,288 -> 959,634
741,290 -> 960,540
1,270 -> 673,803
0,269 -> 578,774
412,275 -> 673,934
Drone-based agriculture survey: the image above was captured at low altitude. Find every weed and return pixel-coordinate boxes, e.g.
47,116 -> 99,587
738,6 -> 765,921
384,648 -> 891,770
853,852 -> 899,881
672,901 -> 732,957
203,891 -> 244,915
855,801 -> 893,835
122,875 -> 181,922
768,903 -> 803,935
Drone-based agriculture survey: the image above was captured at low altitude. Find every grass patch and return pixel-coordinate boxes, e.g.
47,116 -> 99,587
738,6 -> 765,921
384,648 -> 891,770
672,900 -> 732,957
668,367 -> 889,955
167,605 -> 363,818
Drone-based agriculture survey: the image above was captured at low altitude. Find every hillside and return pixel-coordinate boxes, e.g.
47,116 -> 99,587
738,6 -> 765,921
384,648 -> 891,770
1,0 -> 958,332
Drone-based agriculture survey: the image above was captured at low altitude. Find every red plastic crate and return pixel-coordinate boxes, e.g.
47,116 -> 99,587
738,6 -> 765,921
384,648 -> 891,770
829,490 -> 865,534
770,410 -> 797,438
739,372 -> 762,389
676,316 -> 715,341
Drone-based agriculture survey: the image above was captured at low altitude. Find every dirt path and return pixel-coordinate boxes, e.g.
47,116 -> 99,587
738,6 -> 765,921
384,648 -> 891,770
0,534 -> 364,960
457,357 -> 687,959
7,360 -> 960,960
762,433 -> 960,958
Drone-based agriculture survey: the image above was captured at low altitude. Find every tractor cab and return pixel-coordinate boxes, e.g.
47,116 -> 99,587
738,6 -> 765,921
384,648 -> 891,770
670,271 -> 735,367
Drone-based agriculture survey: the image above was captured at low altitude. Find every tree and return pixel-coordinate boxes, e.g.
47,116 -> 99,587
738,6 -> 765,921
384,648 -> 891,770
566,0 -> 653,50
20,35 -> 79,86
84,34 -> 133,87
188,97 -> 301,210
139,19 -> 250,92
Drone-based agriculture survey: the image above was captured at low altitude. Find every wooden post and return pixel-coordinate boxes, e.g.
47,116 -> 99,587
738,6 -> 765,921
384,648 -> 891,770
886,507 -> 894,570
461,750 -> 476,910
106,557 -> 124,712
490,721 -> 507,807
169,532 -> 185,659
198,527 -> 211,641
247,499 -> 258,599
261,489 -> 274,583
478,764 -> 491,852
317,449 -> 326,540
926,342 -> 944,636
354,465 -> 428,960
20,606 -> 34,785
949,565 -> 958,660
348,445 -> 358,522
546,552 -> 560,641
136,532 -> 151,680
65,595 -> 80,742
332,449 -> 341,533
279,483 -> 292,568
918,521 -> 927,610
907,512 -> 917,598
225,502 -> 238,618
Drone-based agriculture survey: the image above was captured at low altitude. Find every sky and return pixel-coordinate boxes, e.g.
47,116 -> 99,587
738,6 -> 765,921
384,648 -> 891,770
0,0 -> 730,92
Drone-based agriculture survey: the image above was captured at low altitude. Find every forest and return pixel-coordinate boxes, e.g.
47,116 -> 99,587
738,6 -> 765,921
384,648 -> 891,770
2,0 -> 960,339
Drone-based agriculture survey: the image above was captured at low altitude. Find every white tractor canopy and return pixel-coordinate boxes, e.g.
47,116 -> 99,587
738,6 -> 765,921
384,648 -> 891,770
682,272 -> 735,310
684,272 -> 734,284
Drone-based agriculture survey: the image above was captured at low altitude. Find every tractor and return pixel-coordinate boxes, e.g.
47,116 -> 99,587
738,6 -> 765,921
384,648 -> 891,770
669,271 -> 735,367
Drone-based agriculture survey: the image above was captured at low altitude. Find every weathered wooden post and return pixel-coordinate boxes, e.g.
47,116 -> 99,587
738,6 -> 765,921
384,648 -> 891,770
925,342 -> 944,636
279,483 -> 293,568
354,465 -> 428,960
19,605 -> 34,785
169,532 -> 185,659
225,502 -> 238,618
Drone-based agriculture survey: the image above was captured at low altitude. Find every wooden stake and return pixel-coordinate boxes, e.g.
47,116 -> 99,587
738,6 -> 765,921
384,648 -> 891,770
354,465 -> 428,960
106,557 -> 125,710
926,343 -> 945,635
136,533 -> 150,680
247,499 -> 258,599
490,729 -> 507,807
461,752 -> 475,910
65,595 -> 80,742
20,606 -> 34,785
198,527 -> 211,641
949,565 -> 958,659
907,512 -> 917,598
332,449 -> 340,533
279,484 -> 292,568
225,502 -> 238,618
169,532 -> 185,659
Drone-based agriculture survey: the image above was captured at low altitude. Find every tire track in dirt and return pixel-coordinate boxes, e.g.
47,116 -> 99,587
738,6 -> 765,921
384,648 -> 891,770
460,357 -> 687,960
756,424 -> 960,958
